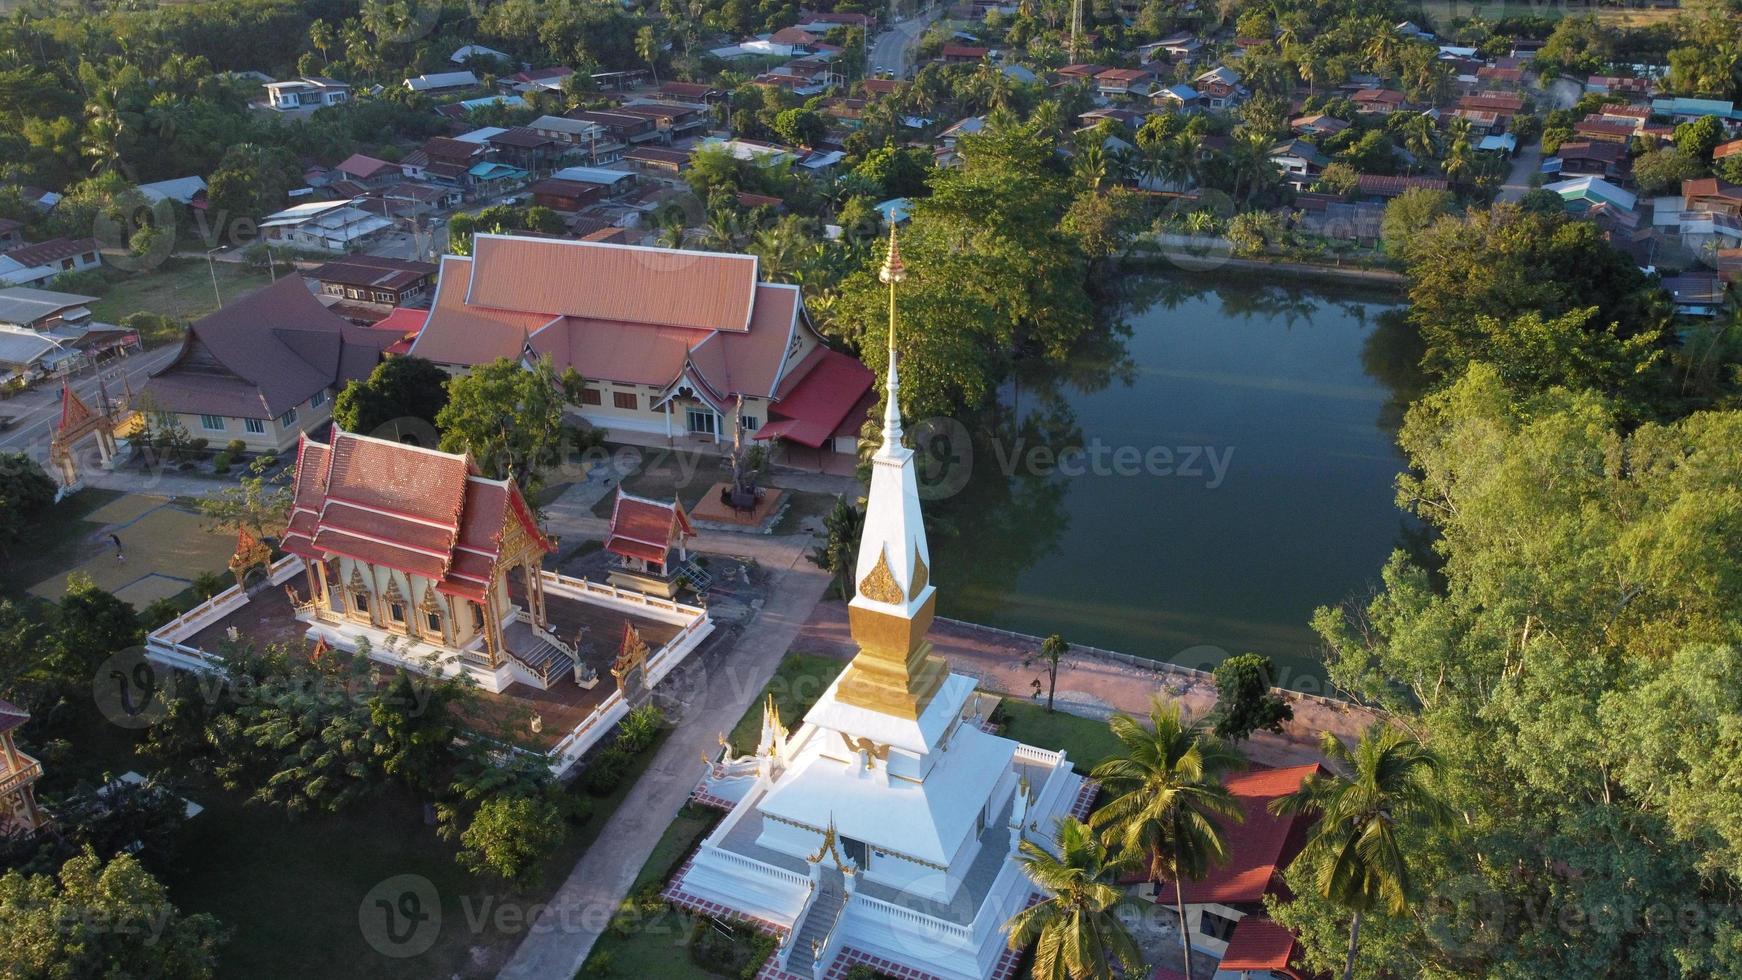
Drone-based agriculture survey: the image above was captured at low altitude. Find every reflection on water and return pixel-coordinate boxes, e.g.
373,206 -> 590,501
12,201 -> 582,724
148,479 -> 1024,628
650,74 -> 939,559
925,273 -> 1421,693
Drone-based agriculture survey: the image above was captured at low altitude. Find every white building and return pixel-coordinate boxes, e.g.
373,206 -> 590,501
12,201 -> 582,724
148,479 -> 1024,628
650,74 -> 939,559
264,76 -> 350,111
258,200 -> 394,252
406,70 -> 480,94
665,231 -> 1088,980
0,238 -> 102,287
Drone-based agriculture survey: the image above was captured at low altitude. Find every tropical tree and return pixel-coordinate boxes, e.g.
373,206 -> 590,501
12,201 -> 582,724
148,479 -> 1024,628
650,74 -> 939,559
332,355 -> 451,440
806,497 -> 863,599
1005,817 -> 1142,980
635,25 -> 662,86
1209,653 -> 1293,741
1090,700 -> 1245,980
1025,633 -> 1069,712
1271,726 -> 1454,980
436,355 -> 587,491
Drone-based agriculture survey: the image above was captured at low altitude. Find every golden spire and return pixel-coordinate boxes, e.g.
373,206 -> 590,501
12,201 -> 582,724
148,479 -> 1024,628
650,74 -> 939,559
837,216 -> 947,721
877,217 -> 905,449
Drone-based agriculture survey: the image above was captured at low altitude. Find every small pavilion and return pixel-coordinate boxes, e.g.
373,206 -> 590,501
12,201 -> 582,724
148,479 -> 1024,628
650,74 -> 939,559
0,700 -> 47,837
603,489 -> 697,597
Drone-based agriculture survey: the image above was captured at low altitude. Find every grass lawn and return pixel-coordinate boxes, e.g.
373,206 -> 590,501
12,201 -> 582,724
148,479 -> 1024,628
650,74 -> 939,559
159,729 -> 673,980
84,258 -> 276,343
580,804 -> 721,979
725,652 -> 846,755
771,489 -> 838,535
591,447 -> 730,518
995,699 -> 1124,774
0,488 -> 124,599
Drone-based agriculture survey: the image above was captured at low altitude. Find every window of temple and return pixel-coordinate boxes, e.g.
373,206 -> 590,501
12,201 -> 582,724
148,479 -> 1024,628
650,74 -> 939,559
350,590 -> 369,614
389,602 -> 405,623
425,611 -> 442,634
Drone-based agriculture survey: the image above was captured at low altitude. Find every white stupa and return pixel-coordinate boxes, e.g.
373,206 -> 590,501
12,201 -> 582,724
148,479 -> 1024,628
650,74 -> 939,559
667,227 -> 1089,980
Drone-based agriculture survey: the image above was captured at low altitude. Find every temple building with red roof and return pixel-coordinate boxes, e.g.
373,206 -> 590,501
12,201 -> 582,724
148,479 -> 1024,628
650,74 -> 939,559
0,699 -> 47,836
603,489 -> 697,597
281,428 -> 578,693
410,234 -> 870,463
1136,762 -> 1323,974
140,276 -> 395,453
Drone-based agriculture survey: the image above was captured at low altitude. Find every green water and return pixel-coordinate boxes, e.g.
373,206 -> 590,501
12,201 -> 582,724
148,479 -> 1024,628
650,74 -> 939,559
926,273 -> 1422,696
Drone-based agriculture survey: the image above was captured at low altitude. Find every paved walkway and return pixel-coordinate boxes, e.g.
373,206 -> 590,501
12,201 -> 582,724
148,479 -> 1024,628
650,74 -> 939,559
798,600 -> 1382,768
497,534 -> 830,979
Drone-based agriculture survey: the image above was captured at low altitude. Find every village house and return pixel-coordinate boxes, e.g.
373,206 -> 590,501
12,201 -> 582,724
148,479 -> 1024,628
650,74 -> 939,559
264,76 -> 350,111
1094,67 -> 1154,99
305,255 -> 438,308
614,101 -> 712,140
410,235 -> 870,462
332,153 -> 401,188
1136,764 -> 1324,975
259,200 -> 394,251
1554,140 -> 1630,181
405,70 -> 480,94
529,115 -> 624,164
140,276 -> 394,452
0,219 -> 22,250
1193,66 -> 1246,110
0,238 -> 102,287
1351,87 -> 1406,114
483,127 -> 570,174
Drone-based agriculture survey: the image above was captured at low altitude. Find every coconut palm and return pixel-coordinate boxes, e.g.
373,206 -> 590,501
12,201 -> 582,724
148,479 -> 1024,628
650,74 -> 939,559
636,25 -> 662,86
1089,699 -> 1245,980
1005,817 -> 1142,980
1271,726 -> 1455,980
1227,129 -> 1277,205
1401,112 -> 1438,170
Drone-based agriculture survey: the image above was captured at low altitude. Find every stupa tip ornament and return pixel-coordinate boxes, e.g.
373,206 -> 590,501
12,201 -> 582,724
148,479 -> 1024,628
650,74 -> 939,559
879,218 -> 906,285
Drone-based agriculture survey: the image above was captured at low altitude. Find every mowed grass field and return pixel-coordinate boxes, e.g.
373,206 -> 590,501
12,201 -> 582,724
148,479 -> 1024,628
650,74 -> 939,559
85,257 -> 276,344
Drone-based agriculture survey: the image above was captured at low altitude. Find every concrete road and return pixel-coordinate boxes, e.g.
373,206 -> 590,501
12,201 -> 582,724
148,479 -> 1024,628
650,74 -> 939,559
0,345 -> 178,460
870,5 -> 942,78
1498,141 -> 1544,204
495,534 -> 831,980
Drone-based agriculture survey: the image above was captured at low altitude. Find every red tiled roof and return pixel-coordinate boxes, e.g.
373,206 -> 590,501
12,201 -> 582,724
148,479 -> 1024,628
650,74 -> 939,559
754,347 -> 873,448
335,153 -> 397,180
941,44 -> 989,58
465,236 -> 758,332
862,78 -> 902,95
283,430 -> 552,594
416,237 -> 809,404
1683,177 -> 1742,201
1715,139 -> 1742,160
606,490 -> 693,563
1218,917 -> 1299,971
1149,764 -> 1322,906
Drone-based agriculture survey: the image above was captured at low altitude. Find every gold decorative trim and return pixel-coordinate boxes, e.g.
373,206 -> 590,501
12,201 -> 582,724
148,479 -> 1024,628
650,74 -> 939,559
857,547 -> 904,604
838,733 -> 891,768
908,548 -> 929,601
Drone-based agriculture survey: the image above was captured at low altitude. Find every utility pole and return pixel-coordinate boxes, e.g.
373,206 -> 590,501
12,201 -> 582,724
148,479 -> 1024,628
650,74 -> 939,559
205,246 -> 224,308
1069,0 -> 1083,64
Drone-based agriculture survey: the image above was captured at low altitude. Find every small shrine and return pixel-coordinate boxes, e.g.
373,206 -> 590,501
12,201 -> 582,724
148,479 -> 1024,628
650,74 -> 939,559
227,528 -> 274,591
0,700 -> 48,837
603,490 -> 699,597
47,383 -> 118,496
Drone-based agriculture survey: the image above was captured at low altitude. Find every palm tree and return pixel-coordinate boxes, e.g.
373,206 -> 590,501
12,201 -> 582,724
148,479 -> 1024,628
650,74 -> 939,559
1271,726 -> 1454,980
1089,699 -> 1245,980
1401,112 -> 1438,171
1362,21 -> 1404,76
1442,136 -> 1474,185
636,25 -> 662,87
1227,129 -> 1275,205
1005,817 -> 1142,980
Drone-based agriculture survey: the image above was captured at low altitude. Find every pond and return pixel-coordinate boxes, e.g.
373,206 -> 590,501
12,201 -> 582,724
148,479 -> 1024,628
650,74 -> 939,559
924,271 -> 1423,694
